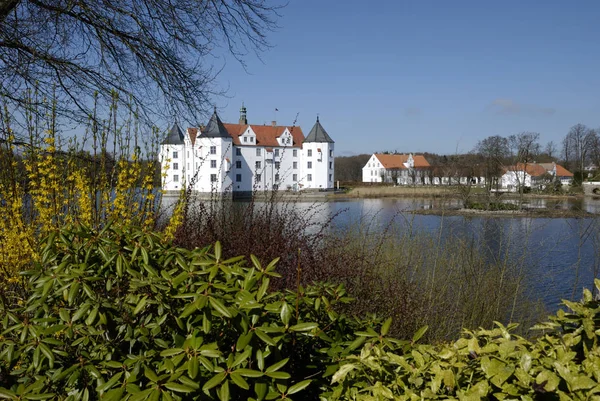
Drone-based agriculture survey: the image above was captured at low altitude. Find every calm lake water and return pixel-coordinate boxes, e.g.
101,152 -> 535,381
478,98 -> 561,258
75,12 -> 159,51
163,195 -> 600,312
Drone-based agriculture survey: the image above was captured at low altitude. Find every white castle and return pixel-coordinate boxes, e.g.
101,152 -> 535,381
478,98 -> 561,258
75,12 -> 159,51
160,106 -> 335,193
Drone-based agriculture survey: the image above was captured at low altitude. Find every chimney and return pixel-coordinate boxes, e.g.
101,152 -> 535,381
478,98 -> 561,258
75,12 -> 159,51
271,120 -> 277,126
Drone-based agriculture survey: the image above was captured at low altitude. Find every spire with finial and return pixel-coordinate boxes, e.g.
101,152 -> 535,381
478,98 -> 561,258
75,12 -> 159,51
304,115 -> 334,143
202,107 -> 231,138
239,102 -> 248,125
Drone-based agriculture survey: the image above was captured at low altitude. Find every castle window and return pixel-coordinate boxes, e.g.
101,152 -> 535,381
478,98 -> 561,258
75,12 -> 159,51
307,174 -> 312,182
275,162 -> 280,169
307,161 -> 312,169
210,174 -> 217,182
293,149 -> 297,157
274,149 -> 279,157
293,162 -> 297,169
307,149 -> 312,157
275,173 -> 280,182
256,173 -> 261,182
173,151 -> 178,159
244,137 -> 248,143
255,161 -> 261,169
173,163 -> 178,170
210,160 -> 217,168
293,174 -> 297,182
256,148 -> 261,156
173,175 -> 179,182
250,137 -> 254,143
329,174 -> 332,181
330,150 -> 333,157
236,174 -> 242,182
236,160 -> 242,169
236,148 -> 242,156
210,146 -> 216,154
329,162 -> 332,169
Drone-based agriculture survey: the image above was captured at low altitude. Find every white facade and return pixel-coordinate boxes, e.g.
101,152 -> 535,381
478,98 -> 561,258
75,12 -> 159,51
362,153 -> 430,185
500,170 -> 533,191
160,109 -> 334,193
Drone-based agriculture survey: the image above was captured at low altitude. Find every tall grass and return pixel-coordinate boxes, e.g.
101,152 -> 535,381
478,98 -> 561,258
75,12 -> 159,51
173,192 -> 546,342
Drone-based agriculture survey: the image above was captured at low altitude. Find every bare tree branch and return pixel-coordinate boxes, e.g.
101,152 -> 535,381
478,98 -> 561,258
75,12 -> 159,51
0,0 -> 283,125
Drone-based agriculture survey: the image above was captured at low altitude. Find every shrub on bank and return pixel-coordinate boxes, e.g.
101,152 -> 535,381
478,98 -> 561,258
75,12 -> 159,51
1,224 -> 599,400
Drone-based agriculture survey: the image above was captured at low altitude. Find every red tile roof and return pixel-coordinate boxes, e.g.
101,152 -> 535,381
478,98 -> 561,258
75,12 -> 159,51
374,154 -> 430,169
187,128 -> 198,146
506,163 -> 573,177
554,164 -> 573,177
222,123 -> 304,148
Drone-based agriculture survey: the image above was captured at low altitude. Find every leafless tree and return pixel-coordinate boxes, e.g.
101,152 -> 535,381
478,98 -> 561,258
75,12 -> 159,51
508,132 -> 540,208
562,124 -> 597,176
474,135 -> 510,192
544,141 -> 558,160
0,0 -> 281,124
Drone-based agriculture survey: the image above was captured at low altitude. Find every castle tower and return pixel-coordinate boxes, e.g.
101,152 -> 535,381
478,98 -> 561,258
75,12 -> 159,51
194,108 -> 233,193
301,116 -> 334,189
160,123 -> 186,191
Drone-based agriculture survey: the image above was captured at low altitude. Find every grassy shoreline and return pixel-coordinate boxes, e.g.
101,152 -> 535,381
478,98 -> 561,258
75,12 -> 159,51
334,185 -> 585,199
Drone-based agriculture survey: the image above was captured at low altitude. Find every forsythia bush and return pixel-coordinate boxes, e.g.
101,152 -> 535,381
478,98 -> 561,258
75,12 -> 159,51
0,96 -> 184,303
1,223 -> 600,400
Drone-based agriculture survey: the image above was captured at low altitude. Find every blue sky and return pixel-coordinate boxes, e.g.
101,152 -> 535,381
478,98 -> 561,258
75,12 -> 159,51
212,0 -> 600,156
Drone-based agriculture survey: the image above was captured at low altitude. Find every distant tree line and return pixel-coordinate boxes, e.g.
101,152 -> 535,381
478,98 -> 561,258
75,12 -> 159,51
334,123 -> 600,186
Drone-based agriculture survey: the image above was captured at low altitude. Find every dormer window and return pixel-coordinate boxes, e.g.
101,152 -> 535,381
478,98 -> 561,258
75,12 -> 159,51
244,137 -> 248,143
250,137 -> 254,143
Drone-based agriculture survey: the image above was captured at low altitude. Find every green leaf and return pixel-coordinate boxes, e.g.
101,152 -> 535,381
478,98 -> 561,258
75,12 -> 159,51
236,332 -> 253,351
218,380 -> 229,401
287,380 -> 312,395
235,369 -> 263,378
144,366 -> 159,382
102,387 -> 125,401
160,348 -> 184,357
254,383 -> 268,401
265,371 -> 290,380
412,325 -> 428,343
187,357 -> 199,379
233,348 -> 252,368
332,364 -> 355,384
23,394 -> 55,400
97,372 -> 123,393
255,329 -> 276,346
381,317 -> 392,336
280,302 -> 291,326
133,296 -> 148,315
202,372 -> 226,392
266,358 -> 289,373
39,343 -> 55,367
209,297 -> 232,318
163,382 -> 195,393
0,388 -> 17,399
214,242 -> 222,261
289,322 -> 318,332
230,373 -> 250,390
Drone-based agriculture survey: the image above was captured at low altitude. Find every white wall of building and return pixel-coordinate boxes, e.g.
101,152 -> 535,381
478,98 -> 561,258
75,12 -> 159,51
300,142 -> 334,189
362,154 -> 384,183
500,170 -> 532,190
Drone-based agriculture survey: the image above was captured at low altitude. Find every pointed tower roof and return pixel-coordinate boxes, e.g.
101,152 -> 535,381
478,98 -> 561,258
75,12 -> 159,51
304,116 -> 334,143
162,123 -> 185,145
202,108 -> 232,138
